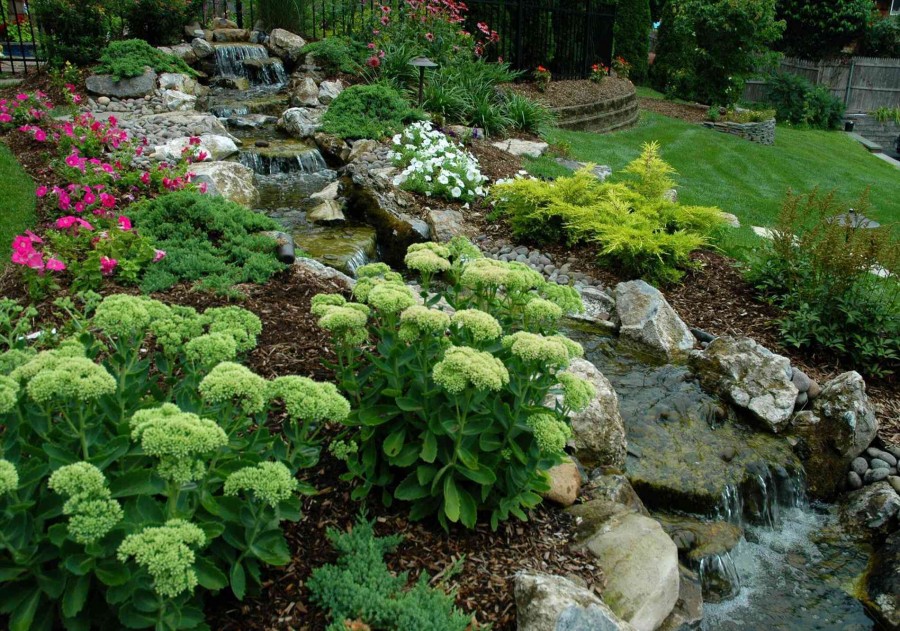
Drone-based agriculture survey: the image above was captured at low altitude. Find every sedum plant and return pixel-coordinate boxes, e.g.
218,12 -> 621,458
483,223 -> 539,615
0,294 -> 349,630
314,239 -> 594,529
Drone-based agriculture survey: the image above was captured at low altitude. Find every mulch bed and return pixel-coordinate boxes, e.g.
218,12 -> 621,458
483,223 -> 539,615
638,97 -> 710,124
505,77 -> 635,108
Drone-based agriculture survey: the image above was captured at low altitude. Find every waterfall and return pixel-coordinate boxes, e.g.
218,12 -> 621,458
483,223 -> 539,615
214,44 -> 287,87
239,148 -> 328,176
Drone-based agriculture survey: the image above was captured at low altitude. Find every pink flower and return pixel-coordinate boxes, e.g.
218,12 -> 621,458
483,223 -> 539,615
425,32 -> 434,41
140,172 -> 151,185
34,129 -> 46,142
0,113 -> 11,124
100,193 -> 116,208
196,151 -> 209,161
118,216 -> 132,231
15,93 -> 28,101
189,136 -> 201,145
367,42 -> 376,49
198,182 -> 208,194
55,216 -> 93,231
83,192 -> 96,205
100,256 -> 118,276
45,258 -> 66,272
35,185 -> 48,198
25,230 -> 42,244
65,153 -> 84,171
12,235 -> 33,254
153,249 -> 167,262
12,249 -> 44,270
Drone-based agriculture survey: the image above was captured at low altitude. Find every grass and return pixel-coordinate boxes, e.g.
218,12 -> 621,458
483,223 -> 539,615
527,112 -> 900,257
0,142 -> 36,261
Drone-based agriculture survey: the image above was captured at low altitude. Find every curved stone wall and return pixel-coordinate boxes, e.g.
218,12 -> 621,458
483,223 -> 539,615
701,119 -> 776,145
551,84 -> 639,133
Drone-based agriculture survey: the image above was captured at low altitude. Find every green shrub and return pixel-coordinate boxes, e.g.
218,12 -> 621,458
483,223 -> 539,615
129,191 -> 286,294
491,142 -> 726,284
746,190 -> 899,378
124,0 -> 199,46
766,72 -> 845,129
0,294 -> 350,629
714,108 -> 777,123
613,0 -> 651,83
322,83 -> 421,140
96,39 -> 197,81
32,0 -> 109,66
503,91 -> 556,134
307,517 -> 476,631
776,0 -> 870,60
314,240 -> 592,529
871,106 -> 900,124
860,14 -> 900,58
300,37 -> 365,75
652,0 -> 783,105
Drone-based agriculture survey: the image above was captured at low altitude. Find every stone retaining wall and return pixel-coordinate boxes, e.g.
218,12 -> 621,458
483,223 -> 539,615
702,118 -> 775,145
552,85 -> 639,133
845,114 -> 900,153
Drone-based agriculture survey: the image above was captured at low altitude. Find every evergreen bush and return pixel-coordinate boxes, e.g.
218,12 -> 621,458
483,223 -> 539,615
776,0 -> 870,60
96,40 -> 197,81
321,83 -> 422,140
613,0 -> 651,83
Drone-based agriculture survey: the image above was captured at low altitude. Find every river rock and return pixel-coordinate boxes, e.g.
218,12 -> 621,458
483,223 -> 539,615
213,28 -> 250,42
572,287 -> 615,323
868,448 -> 898,467
294,257 -> 354,289
492,138 -> 549,158
191,37 -> 215,59
267,28 -> 306,64
424,208 -> 465,243
279,107 -> 324,139
318,79 -> 344,105
86,68 -> 158,99
307,199 -> 345,225
310,180 -> 340,201
348,139 -> 379,162
153,134 -> 239,162
890,476 -> 900,494
613,280 -> 695,359
542,459 -> 582,507
791,368 -> 812,393
189,162 -> 259,207
570,509 -> 679,631
840,481 -> 900,536
847,471 -> 863,489
546,358 -> 626,469
140,112 -> 234,139
291,77 -> 320,107
514,572 -> 637,631
691,336 -> 796,433
867,530 -> 900,630
851,457 -> 869,475
162,89 -> 197,112
659,567 -> 703,631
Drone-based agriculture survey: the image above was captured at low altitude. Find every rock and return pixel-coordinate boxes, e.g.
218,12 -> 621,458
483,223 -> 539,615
184,21 -> 203,38
794,391 -> 808,408
658,567 -> 703,631
890,476 -> 900,494
279,107 -> 324,139
348,139 -> 379,163
662,188 -> 678,203
153,134 -> 239,162
491,138 -> 549,158
291,77 -> 320,107
313,131 -> 351,165
294,257 -> 355,289
807,379 -> 822,399
790,368 -> 812,392
570,509 -> 679,631
542,459 -> 581,507
424,208 -> 465,243
867,530 -> 900,630
267,28 -> 306,64
572,287 -> 616,323
213,16 -> 238,29
166,43 -> 197,64
847,471 -> 863,489
318,79 -> 344,105
868,448 -> 898,467
614,280 -> 695,359
189,162 -> 259,207
584,474 -> 648,515
162,89 -> 197,112
191,37 -> 216,59
140,112 -> 235,139
872,458 -> 891,470
307,199 -> 345,225
213,28 -> 250,42
214,76 -> 251,91
865,468 -> 891,484
719,212 -> 741,228
97,96 -> 111,106
546,358 -> 626,469
840,481 -> 900,535
514,572 -> 637,631
851,457 -> 869,476
310,180 -> 340,202
86,69 -> 158,99
227,114 -> 278,128
690,336 -> 796,433
158,73 -> 201,96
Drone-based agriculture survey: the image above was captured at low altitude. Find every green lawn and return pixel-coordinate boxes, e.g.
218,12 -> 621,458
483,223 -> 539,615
529,112 -> 900,256
0,142 -> 36,260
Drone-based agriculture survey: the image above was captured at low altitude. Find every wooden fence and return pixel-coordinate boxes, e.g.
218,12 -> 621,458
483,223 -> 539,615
743,56 -> 900,113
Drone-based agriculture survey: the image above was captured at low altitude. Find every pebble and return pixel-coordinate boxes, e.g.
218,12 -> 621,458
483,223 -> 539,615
867,448 -> 898,467
790,368 -> 812,393
847,471 -> 863,490
850,457 -> 869,476
870,458 -> 891,470
889,476 -> 900,494
794,391 -> 808,407
720,446 -> 736,462
97,96 -> 111,106
864,468 -> 890,484
885,445 -> 900,460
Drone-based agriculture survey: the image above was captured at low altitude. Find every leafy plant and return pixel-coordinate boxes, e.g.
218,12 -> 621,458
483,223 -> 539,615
307,516 -> 479,631
713,108 -> 776,123
31,0 -> 110,66
124,0 -> 199,46
0,92 -> 54,130
613,0 -> 650,82
776,0 -> 870,60
503,91 -> 555,134
96,39 -> 197,81
765,72 -> 845,129
314,240 -> 593,529
871,106 -> 900,125
533,65 -> 551,92
321,83 -> 422,140
301,37 -> 366,75
860,14 -> 900,58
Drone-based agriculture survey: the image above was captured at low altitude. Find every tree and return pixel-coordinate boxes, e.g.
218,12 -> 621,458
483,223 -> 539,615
776,0 -> 870,60
614,0 -> 652,83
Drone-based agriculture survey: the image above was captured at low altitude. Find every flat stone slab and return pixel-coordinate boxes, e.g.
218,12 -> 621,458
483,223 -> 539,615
492,138 -> 549,158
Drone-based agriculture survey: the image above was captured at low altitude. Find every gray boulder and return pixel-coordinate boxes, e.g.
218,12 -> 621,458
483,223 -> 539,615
348,139 -> 379,163
572,287 -> 615,324
294,257 -> 355,289
514,572 -> 637,631
189,162 -> 259,208
191,37 -> 215,59
691,336 -> 796,433
425,208 -> 466,243
267,28 -> 306,63
614,280 -> 695,359
86,69 -> 158,99
492,138 -> 549,158
162,89 -> 197,112
318,79 -> 344,105
212,29 -> 250,42
840,481 -> 900,536
291,77 -> 320,107
307,199 -> 345,225
279,107 -> 324,138
867,530 -> 900,630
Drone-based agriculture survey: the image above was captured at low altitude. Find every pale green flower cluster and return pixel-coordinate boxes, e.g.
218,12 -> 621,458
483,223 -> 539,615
352,268 -> 404,303
224,461 -> 298,508
150,305 -> 205,356
0,375 -> 19,414
505,262 -> 545,292
202,306 -> 263,353
524,298 -> 564,324
502,332 -> 583,367
310,293 -> 350,316
398,305 -> 450,342
527,413 -> 571,455
451,309 -> 502,343
356,262 -> 393,278
0,348 -> 35,375
198,362 -> 268,414
312,294 -> 370,345
130,403 -> 228,485
48,462 -> 123,544
26,356 -> 116,404
0,459 -> 18,494
118,519 -> 206,598
9,343 -> 85,383
267,375 -> 350,423
328,439 -> 358,462
432,345 -> 509,394
447,236 -> 483,262
365,283 -> 417,315
404,242 -> 452,275
184,333 -> 238,367
541,283 -> 584,314
93,294 -> 168,339
459,258 -> 512,288
557,373 -> 596,412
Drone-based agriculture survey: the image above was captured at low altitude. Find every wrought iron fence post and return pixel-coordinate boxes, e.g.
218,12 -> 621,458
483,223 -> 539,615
514,0 -> 524,71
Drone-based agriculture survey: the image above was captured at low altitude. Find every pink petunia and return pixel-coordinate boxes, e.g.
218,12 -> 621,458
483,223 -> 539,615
100,193 -> 116,208
140,172 -> 151,185
198,182 -> 208,194
35,185 -> 48,198
0,113 -> 10,124
25,230 -> 42,244
15,93 -> 28,101
118,216 -> 132,231
153,249 -> 166,262
99,256 -> 118,275
34,129 -> 47,142
45,258 -> 66,272
12,235 -> 33,254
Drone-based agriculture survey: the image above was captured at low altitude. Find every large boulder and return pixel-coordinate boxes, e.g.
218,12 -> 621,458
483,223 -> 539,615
279,107 -> 324,139
291,77 -> 320,107
546,358 -> 626,469
212,28 -> 250,42
153,134 -> 239,162
613,281 -> 695,359
86,68 -> 158,99
790,371 -> 878,498
189,162 -> 259,207
314,132 -> 351,165
318,79 -> 344,105
514,572 -> 637,631
492,138 -> 549,158
572,287 -> 616,325
267,28 -> 306,64
867,530 -> 900,630
839,481 -> 899,536
162,89 -> 197,112
425,208 -> 465,243
158,73 -> 204,96
293,257 -> 354,289
690,337 -> 797,433
568,505 -> 680,631
191,37 -> 215,59
348,139 -> 379,163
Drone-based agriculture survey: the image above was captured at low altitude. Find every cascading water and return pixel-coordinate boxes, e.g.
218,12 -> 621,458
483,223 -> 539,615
214,44 -> 287,86
239,147 -> 328,175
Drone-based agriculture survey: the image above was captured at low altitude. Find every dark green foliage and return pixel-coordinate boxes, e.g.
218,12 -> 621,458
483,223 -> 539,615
613,0 -> 651,83
130,191 -> 286,293
652,0 -> 783,105
96,40 -> 197,81
322,83 -> 421,140
301,37 -> 366,75
765,72 -> 845,129
860,15 -> 900,58
307,518 -> 475,631
503,92 -> 557,134
776,0 -> 870,60
32,0 -> 109,66
125,0 -> 200,46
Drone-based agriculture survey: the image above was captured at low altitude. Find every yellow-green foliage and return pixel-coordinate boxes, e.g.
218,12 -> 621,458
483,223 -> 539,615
491,142 -> 725,284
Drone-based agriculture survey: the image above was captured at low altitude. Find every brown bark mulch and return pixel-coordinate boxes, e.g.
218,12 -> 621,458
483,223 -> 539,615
505,77 -> 635,108
637,96 -> 710,124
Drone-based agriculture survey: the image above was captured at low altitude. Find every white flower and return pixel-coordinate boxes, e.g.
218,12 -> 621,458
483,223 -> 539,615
451,187 -> 462,198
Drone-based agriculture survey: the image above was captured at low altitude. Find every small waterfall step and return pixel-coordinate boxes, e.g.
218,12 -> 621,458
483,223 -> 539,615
213,43 -> 287,86
239,141 -> 328,175
292,225 -> 377,277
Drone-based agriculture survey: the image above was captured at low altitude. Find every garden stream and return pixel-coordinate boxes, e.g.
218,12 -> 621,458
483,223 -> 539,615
206,46 -> 878,629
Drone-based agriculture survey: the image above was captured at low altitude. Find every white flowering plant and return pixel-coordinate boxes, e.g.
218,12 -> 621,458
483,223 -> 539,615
314,239 -> 595,530
0,294 -> 350,630
389,122 -> 488,203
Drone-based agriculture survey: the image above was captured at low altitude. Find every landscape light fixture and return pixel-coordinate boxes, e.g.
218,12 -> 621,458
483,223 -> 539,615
409,56 -> 438,107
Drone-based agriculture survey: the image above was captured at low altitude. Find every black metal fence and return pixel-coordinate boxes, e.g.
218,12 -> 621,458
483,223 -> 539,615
197,0 -> 257,30
1,0 -> 45,75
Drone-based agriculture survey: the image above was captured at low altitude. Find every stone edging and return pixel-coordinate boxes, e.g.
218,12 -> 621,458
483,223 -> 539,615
702,118 -> 775,145
551,85 -> 639,133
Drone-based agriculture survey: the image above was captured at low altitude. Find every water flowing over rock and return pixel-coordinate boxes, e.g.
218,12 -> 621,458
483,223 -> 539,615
690,337 -> 797,433
613,281 -> 695,359
867,530 -> 900,630
514,572 -> 637,631
153,134 -> 238,162
839,481 -> 900,536
215,44 -> 286,86
238,142 -> 326,175
293,225 -> 376,276
190,162 -> 259,207
266,28 -> 307,65
86,69 -> 158,98
279,107 -> 324,139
